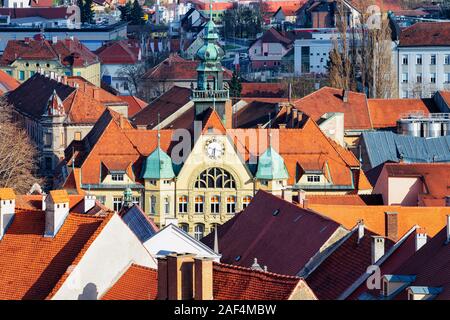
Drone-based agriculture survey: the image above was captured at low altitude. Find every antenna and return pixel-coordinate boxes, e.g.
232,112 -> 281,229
209,0 -> 213,21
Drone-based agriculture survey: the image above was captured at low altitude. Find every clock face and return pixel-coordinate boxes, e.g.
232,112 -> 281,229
205,139 -> 224,159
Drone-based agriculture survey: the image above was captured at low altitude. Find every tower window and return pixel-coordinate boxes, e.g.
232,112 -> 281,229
178,195 -> 188,213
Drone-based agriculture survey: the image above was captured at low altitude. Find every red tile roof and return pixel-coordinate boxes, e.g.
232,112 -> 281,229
293,87 -> 372,130
368,98 -> 438,128
201,190 -> 343,276
0,7 -> 67,19
66,76 -> 126,106
118,95 -> 148,117
142,54 -> 232,81
347,0 -> 404,12
259,27 -> 292,47
102,264 -> 158,300
399,22 -> 450,47
306,194 -> 384,206
438,91 -> 450,107
240,82 -> 287,98
30,0 -> 53,7
0,38 -> 98,68
94,40 -> 140,65
101,261 -> 312,300
0,70 -> 20,95
0,207 -> 110,299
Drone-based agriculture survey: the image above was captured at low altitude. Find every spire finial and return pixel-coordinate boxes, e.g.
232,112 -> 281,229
209,0 -> 213,21
268,113 -> 272,147
214,226 -> 219,254
157,113 -> 161,148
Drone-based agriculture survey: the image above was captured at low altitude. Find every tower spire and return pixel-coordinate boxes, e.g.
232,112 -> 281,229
209,0 -> 213,21
157,113 -> 161,149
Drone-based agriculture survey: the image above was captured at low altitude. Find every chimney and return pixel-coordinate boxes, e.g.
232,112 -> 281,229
446,215 -> 450,244
282,188 -> 292,202
297,110 -> 303,125
278,124 -> 286,129
256,124 -> 263,128
0,188 -> 16,240
371,236 -> 385,264
194,257 -> 213,300
52,36 -> 57,44
285,104 -> 292,117
167,253 -> 195,300
41,193 -> 46,211
84,194 -> 96,213
385,212 -> 398,241
157,257 -> 168,300
415,228 -> 427,251
298,189 -> 307,208
62,75 -> 68,85
342,89 -> 349,102
357,220 -> 364,244
44,190 -> 70,237
291,108 -> 298,127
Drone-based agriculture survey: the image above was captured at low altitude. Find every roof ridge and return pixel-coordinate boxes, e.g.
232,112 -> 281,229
129,263 -> 157,272
213,261 -> 302,281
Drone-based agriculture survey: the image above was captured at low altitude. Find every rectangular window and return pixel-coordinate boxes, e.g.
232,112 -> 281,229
401,90 -> 408,98
431,73 -> 436,83
194,196 -> 204,214
445,73 -> 450,83
210,195 -> 220,214
44,132 -> 52,147
242,196 -> 252,209
6,70 -> 12,76
60,132 -> 64,146
150,196 -> 156,214
18,70 -> 25,80
430,55 -> 436,65
132,196 -> 140,206
74,131 -> 82,140
113,197 -> 123,211
307,175 -> 320,182
30,71 -> 35,77
416,73 -> 422,83
416,54 -> 422,65
111,173 -> 124,181
226,196 -> 236,214
402,55 -> 408,65
402,73 -> 408,83
445,55 -> 450,65
164,197 -> 170,214
178,196 -> 188,213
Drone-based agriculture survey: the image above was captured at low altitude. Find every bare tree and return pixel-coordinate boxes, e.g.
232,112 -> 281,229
0,99 -> 43,193
118,62 -> 147,96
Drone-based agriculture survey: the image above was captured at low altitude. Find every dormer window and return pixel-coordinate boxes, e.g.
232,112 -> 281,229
307,175 -> 320,182
111,173 -> 124,181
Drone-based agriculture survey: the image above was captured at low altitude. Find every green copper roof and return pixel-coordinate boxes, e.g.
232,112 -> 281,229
141,147 -> 175,179
255,146 -> 289,180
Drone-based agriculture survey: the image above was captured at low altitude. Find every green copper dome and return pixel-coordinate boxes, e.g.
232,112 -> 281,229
255,146 -> 289,180
141,147 -> 175,179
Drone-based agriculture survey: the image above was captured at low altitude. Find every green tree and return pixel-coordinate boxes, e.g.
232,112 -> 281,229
130,0 -> 145,25
119,2 -> 132,22
83,0 -> 94,24
229,71 -> 242,97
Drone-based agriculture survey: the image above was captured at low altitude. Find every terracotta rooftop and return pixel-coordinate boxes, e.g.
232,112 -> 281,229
240,82 -> 287,98
94,40 -> 140,65
118,95 -> 148,117
293,87 -> 372,131
0,7 -> 67,19
305,194 -> 384,206
259,27 -> 293,47
0,70 -> 20,95
368,98 -> 438,129
49,190 -> 69,204
66,76 -> 126,106
202,190 -> 344,276
399,22 -> 450,47
0,206 -> 110,299
0,37 -> 98,68
0,188 -> 16,200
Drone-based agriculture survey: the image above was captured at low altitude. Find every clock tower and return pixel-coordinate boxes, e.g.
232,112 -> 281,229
192,0 -> 232,128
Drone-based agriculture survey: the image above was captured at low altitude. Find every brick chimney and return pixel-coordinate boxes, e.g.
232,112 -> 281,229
167,253 -> 195,300
44,190 -> 70,237
415,228 -> 427,251
385,211 -> 398,241
0,188 -> 15,240
371,236 -> 385,264
342,89 -> 349,102
157,257 -> 168,300
194,257 -> 213,300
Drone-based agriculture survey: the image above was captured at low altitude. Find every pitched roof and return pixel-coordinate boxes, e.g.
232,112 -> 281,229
240,82 -> 287,98
142,54 -> 232,81
94,40 -> 140,65
308,204 -> 450,239
131,86 -> 191,127
437,91 -> 450,109
101,261 -> 311,300
399,22 -> 450,47
0,188 -> 15,200
0,206 -> 110,299
202,190 -> 343,276
0,37 -> 98,68
293,87 -> 372,130
49,190 -> 69,203
305,194 -> 384,206
389,226 -> 450,300
367,98 -> 438,129
347,0 -> 404,12
259,27 -> 292,47
233,100 -> 279,128
0,7 -> 67,19
118,95 -> 148,117
0,70 -> 20,95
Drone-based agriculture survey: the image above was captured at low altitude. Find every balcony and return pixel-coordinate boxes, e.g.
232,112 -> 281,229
192,89 -> 229,101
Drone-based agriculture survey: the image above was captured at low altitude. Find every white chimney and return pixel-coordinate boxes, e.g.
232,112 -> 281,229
0,188 -> 16,240
415,229 -> 427,251
357,220 -> 364,244
282,188 -> 292,203
84,194 -> 96,213
371,236 -> 385,264
41,193 -> 46,211
298,189 -> 306,207
52,36 -> 58,44
45,190 -> 70,237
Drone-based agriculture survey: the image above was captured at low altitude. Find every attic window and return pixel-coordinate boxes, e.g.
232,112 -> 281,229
235,255 -> 241,262
272,209 -> 280,216
208,127 -> 213,133
111,173 -> 124,181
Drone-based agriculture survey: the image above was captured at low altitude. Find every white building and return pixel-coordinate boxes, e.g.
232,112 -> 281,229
394,22 -> 450,98
2,0 -> 29,8
294,28 -> 338,75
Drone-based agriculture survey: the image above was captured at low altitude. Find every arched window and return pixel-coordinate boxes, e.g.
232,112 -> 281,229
178,195 -> 188,213
194,196 -> 204,214
194,224 -> 205,240
179,223 -> 189,233
194,167 -> 236,189
242,196 -> 252,209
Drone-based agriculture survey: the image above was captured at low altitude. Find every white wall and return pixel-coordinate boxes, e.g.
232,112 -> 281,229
51,214 -> 156,300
